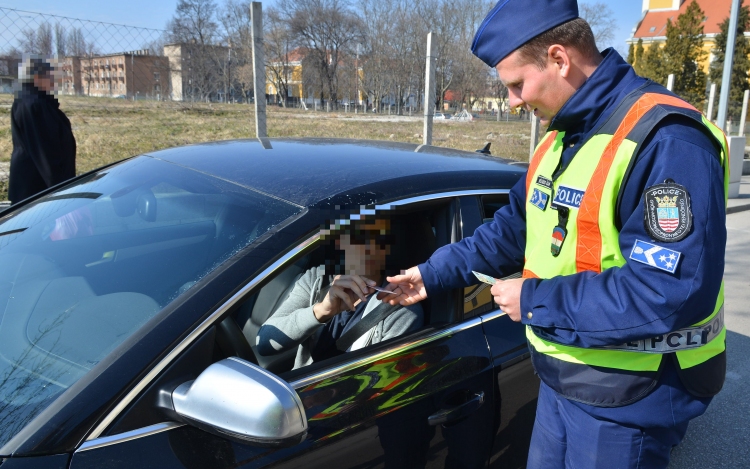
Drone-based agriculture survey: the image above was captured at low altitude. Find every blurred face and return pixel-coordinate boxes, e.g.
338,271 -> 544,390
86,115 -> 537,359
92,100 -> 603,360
495,48 -> 574,126
336,219 -> 391,278
33,69 -> 60,94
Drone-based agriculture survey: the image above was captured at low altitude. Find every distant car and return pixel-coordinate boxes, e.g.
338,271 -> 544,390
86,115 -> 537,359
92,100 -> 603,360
0,139 -> 538,468
113,95 -> 127,99
433,112 -> 451,120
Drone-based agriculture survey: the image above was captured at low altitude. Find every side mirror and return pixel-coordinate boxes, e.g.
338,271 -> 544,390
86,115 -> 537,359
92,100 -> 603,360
172,357 -> 307,447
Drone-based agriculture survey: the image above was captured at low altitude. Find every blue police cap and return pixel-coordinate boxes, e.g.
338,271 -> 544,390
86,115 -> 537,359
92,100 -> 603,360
471,0 -> 579,67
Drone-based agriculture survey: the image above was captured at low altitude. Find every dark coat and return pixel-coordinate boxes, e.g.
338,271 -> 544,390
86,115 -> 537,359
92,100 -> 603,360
9,84 -> 76,203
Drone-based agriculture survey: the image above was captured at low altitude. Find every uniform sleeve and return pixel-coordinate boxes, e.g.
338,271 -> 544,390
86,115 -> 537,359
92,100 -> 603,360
519,117 -> 725,348
419,174 -> 528,295
13,99 -> 70,187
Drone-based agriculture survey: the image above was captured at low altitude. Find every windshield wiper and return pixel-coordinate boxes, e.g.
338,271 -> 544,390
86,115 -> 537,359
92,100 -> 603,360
43,192 -> 102,202
0,228 -> 27,237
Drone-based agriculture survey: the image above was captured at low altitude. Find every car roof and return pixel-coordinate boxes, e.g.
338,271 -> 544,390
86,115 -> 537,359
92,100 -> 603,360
145,138 -> 525,207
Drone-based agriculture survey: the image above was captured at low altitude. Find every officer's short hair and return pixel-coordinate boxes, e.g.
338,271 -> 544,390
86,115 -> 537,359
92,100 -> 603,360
516,18 -> 599,70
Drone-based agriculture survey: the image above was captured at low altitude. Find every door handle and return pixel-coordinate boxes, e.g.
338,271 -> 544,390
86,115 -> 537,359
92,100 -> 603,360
427,391 -> 485,426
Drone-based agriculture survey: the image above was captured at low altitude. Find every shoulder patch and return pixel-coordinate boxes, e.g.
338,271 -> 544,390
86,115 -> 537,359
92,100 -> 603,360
629,240 -> 681,274
643,181 -> 692,242
530,188 -> 549,211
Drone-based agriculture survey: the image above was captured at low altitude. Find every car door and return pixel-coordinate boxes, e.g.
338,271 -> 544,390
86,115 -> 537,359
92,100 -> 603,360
457,194 -> 540,469
69,195 -> 498,469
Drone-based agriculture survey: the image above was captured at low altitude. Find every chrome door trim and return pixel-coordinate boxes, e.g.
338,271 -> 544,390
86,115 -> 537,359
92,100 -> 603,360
479,309 -> 508,323
290,317 -> 484,389
77,422 -> 184,453
85,189 -> 509,442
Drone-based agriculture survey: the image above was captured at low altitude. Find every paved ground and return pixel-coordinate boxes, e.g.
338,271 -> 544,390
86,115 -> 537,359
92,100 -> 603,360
668,206 -> 750,468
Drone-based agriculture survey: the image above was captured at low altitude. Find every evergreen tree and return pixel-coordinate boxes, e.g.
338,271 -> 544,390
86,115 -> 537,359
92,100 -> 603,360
633,38 -> 646,75
709,5 -> 750,122
640,43 -> 668,85
662,0 -> 707,108
627,43 -> 634,65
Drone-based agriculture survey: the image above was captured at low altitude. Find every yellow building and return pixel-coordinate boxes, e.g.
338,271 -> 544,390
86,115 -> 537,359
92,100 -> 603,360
265,47 -> 304,101
628,0 -> 750,74
265,47 -> 364,105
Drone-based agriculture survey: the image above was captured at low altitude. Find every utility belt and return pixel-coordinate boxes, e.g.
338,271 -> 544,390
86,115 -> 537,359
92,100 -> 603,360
600,307 -> 724,353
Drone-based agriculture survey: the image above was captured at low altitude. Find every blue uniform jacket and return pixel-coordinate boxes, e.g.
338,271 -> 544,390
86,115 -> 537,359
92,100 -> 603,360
419,49 -> 726,349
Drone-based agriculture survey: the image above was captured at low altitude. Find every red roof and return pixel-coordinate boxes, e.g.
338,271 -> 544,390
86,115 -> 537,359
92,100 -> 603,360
633,0 -> 750,38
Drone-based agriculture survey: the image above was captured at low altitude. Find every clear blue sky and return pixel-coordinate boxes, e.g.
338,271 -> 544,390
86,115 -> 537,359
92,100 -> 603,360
0,0 -> 643,52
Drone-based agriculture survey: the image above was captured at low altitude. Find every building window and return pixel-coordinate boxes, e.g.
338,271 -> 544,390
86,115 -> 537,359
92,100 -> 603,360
649,26 -> 656,32
154,84 -> 161,92
154,71 -> 160,80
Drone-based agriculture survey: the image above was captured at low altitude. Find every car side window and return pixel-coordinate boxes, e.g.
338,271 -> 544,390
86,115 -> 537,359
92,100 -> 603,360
461,194 -> 511,317
228,204 -> 455,376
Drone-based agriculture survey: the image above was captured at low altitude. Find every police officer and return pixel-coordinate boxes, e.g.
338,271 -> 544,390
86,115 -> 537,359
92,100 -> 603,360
380,0 -> 727,467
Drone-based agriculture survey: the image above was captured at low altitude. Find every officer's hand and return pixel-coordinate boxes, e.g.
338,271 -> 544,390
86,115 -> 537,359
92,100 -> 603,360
490,278 -> 526,322
314,274 -> 375,322
378,266 -> 427,306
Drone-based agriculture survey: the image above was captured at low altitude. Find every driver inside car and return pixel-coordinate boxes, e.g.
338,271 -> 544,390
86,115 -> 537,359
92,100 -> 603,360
256,217 -> 424,369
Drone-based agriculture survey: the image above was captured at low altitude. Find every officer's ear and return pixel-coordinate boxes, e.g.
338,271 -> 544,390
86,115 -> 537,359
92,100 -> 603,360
546,44 -> 571,78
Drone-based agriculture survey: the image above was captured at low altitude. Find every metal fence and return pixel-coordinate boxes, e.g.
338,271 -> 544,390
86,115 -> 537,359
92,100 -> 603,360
0,7 -> 272,105
0,7 -> 267,202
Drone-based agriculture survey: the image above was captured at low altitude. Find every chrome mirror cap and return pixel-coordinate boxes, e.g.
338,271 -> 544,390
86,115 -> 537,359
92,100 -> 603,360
172,357 -> 307,447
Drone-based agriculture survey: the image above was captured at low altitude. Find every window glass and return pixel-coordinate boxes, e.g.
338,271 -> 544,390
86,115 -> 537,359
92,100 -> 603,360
461,195 -> 511,316
230,210 -> 444,375
0,156 -> 301,447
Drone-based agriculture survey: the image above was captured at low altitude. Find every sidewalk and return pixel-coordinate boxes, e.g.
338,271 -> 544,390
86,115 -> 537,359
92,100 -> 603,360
727,174 -> 750,214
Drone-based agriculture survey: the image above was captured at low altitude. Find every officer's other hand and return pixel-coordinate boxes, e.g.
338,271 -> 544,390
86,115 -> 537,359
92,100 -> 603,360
378,266 -> 427,306
491,278 -> 526,322
314,274 -> 375,322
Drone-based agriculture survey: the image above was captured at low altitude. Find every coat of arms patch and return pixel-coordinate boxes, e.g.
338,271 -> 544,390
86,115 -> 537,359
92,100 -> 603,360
643,180 -> 692,242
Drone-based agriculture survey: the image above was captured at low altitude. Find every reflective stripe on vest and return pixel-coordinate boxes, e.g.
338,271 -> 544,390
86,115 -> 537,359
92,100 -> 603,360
524,91 -> 728,374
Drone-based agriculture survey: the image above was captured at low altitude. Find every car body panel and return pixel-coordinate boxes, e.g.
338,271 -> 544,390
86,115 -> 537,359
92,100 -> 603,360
69,322 -> 495,468
0,138 -> 535,467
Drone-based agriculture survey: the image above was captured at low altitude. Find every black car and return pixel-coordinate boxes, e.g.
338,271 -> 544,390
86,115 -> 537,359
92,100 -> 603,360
0,138 -> 539,469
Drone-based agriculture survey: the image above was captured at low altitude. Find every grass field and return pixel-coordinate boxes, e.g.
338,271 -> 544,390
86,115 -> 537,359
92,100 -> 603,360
0,93 -> 534,201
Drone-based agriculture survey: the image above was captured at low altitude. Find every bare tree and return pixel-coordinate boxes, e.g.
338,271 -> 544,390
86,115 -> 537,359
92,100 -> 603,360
579,1 -> 617,49
18,22 -> 53,55
168,0 -> 225,101
54,23 -> 67,57
168,0 -> 220,45
279,0 -> 364,109
265,6 -> 295,107
66,28 -> 89,56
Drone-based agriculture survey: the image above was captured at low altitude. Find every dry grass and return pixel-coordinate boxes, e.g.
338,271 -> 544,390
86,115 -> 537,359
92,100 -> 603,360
0,93 -> 534,200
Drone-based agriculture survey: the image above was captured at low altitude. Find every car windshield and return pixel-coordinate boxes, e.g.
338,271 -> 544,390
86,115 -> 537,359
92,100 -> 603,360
0,156 -> 302,448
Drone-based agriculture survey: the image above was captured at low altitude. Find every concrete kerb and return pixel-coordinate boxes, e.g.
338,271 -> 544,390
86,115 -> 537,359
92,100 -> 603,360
727,178 -> 750,214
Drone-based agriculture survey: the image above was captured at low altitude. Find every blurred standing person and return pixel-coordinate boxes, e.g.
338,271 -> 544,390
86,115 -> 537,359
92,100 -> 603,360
9,56 -> 76,204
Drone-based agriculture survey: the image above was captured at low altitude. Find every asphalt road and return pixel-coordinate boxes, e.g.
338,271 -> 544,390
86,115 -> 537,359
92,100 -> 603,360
668,210 -> 750,468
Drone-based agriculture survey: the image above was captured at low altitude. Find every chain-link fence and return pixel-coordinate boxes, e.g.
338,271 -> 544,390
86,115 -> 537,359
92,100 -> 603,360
0,6 -> 540,203
0,7 -> 270,202
0,8 -> 175,99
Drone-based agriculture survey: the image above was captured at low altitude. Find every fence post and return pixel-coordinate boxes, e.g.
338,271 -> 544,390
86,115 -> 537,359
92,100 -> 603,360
717,0 -> 742,131
529,116 -> 541,160
251,2 -> 267,139
740,89 -> 749,136
707,83 -> 717,122
423,32 -> 437,146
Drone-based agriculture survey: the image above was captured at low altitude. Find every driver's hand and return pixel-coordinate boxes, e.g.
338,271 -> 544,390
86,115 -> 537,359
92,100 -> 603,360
313,275 -> 376,322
